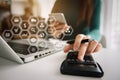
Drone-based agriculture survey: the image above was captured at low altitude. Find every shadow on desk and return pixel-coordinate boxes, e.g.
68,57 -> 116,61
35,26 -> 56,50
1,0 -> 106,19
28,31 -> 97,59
0,57 -> 19,69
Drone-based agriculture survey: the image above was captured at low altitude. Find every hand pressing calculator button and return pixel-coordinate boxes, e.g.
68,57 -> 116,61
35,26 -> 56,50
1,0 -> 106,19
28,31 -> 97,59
66,51 -> 97,67
60,51 -> 104,77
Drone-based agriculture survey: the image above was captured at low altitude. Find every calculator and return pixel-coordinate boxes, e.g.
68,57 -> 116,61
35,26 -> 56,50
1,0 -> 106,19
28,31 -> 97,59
60,51 -> 104,77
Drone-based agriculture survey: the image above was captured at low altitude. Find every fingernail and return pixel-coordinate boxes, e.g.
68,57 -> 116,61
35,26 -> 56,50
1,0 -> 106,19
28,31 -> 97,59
78,56 -> 84,61
64,49 -> 67,53
64,48 -> 68,53
73,47 -> 78,51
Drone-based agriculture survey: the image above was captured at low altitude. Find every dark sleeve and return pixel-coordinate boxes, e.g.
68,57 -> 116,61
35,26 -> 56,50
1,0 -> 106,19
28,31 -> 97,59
87,0 -> 102,41
51,0 -> 62,13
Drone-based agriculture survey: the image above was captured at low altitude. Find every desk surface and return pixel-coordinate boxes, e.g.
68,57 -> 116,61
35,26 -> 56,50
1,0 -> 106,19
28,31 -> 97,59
0,48 -> 120,80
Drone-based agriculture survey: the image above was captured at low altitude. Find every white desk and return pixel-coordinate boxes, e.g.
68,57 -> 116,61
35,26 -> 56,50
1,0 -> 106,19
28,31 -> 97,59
0,48 -> 120,80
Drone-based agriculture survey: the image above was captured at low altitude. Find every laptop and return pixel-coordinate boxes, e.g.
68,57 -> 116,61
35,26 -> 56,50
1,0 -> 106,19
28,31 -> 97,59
0,14 -> 68,63
0,36 -> 65,63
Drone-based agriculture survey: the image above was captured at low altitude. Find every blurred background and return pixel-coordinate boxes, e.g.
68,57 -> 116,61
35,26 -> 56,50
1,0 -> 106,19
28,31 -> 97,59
0,0 -> 120,50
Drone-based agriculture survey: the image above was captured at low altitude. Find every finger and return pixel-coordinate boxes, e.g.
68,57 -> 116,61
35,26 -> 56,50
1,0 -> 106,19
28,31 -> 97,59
54,22 -> 64,27
55,30 -> 64,34
54,31 -> 62,39
86,40 -> 98,54
93,43 -> 102,53
64,44 -> 73,53
84,35 -> 91,39
78,42 -> 89,61
56,26 -> 70,33
54,21 -> 60,26
73,34 -> 85,51
55,25 -> 65,30
64,25 -> 70,30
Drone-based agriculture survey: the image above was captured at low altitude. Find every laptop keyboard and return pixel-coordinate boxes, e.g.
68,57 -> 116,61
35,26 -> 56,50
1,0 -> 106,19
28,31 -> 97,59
6,39 -> 65,62
7,42 -> 48,55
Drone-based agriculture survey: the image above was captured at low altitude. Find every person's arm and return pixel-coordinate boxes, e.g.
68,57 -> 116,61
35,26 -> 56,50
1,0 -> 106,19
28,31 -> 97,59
87,0 -> 102,41
51,0 -> 63,13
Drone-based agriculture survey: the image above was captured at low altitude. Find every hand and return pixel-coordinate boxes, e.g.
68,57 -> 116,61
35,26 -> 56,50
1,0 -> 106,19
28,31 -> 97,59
64,34 -> 102,61
51,21 -> 70,39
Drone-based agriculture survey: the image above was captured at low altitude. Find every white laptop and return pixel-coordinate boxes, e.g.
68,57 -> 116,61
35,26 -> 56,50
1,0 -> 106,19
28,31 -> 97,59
0,36 -> 65,64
